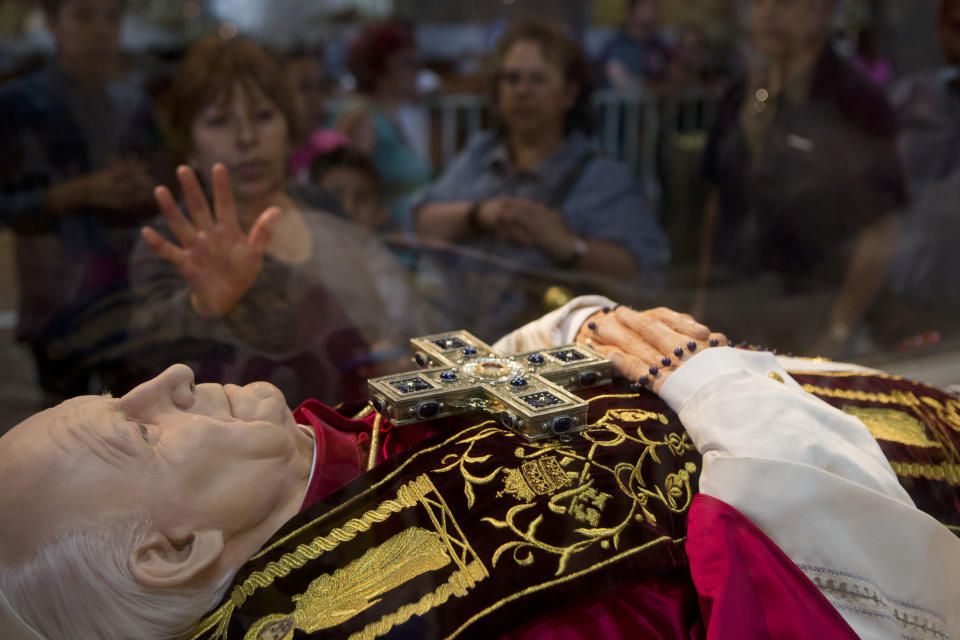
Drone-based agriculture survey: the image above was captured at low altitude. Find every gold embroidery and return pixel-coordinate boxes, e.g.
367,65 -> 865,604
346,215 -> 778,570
350,560 -> 486,640
445,537 -> 685,640
767,372 -> 785,383
366,413 -> 384,471
255,420 -> 498,562
291,527 -> 450,633
801,384 -> 897,404
352,405 -> 375,420
842,406 -> 942,449
194,475 -> 487,640
919,396 -> 960,434
196,397 -> 697,639
521,456 -> 572,495
480,410 -> 696,577
500,467 -> 536,502
568,487 -> 612,526
888,461 -> 960,486
435,427 -> 509,508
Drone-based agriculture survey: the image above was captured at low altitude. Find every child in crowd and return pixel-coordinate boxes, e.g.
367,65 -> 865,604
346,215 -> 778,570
310,146 -> 388,232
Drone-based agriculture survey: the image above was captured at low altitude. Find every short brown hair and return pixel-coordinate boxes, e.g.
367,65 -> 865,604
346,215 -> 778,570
492,20 -> 594,135
164,36 -> 296,162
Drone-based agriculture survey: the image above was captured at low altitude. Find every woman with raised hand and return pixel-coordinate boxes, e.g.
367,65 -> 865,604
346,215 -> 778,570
130,36 -> 439,406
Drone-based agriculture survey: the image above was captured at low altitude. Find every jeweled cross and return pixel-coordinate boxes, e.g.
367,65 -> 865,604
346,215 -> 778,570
367,330 -> 612,441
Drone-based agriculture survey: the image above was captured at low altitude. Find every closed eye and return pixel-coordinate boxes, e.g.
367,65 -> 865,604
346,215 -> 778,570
126,420 -> 151,444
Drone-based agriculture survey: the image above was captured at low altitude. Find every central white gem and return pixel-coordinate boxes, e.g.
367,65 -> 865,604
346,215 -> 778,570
461,357 -> 524,382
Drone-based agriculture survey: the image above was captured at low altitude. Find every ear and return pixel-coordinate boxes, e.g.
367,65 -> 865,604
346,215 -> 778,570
130,529 -> 225,589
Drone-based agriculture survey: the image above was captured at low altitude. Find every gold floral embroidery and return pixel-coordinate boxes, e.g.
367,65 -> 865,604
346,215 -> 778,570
842,406 -> 942,449
435,426 -> 505,508
478,408 -> 696,577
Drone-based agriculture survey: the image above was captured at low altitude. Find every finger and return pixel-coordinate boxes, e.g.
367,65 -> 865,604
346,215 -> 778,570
153,185 -> 197,247
177,165 -> 215,231
613,307 -> 687,356
647,307 -> 711,340
248,206 -> 282,252
211,163 -> 239,229
141,226 -> 186,267
590,314 -> 664,365
708,331 -> 728,347
592,346 -> 654,384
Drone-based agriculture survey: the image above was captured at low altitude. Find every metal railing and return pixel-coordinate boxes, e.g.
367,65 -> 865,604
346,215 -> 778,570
418,89 -> 720,211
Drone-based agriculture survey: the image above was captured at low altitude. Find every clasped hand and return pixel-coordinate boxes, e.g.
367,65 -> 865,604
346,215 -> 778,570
478,196 -> 574,260
576,305 -> 727,392
141,164 -> 281,317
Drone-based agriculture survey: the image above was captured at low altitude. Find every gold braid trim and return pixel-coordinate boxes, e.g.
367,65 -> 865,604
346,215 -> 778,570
800,384 -> 902,405
888,461 -> 960,486
188,485 -> 424,639
348,561 -> 486,640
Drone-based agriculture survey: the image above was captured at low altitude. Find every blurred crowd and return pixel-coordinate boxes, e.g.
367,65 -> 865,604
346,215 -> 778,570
1,0 -> 958,412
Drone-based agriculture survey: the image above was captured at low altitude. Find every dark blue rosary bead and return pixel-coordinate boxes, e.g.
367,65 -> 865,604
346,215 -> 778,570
648,365 -> 659,376
674,347 -> 684,358
587,321 -> 597,331
709,338 -> 720,347
661,356 -> 671,367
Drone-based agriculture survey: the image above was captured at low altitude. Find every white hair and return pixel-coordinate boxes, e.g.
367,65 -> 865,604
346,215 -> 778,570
0,511 -> 234,640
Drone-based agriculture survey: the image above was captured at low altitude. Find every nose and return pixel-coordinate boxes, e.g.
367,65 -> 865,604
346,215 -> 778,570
120,364 -> 196,415
235,114 -> 258,149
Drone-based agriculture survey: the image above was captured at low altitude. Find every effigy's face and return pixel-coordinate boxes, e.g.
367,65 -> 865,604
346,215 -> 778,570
0,365 -> 311,565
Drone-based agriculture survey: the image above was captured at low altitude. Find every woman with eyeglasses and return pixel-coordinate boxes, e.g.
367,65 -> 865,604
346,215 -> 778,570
412,20 -> 669,340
